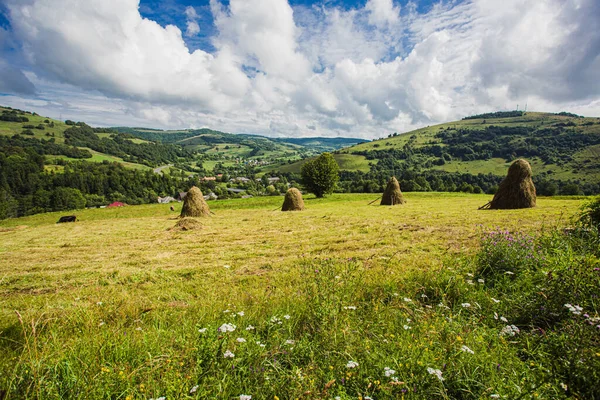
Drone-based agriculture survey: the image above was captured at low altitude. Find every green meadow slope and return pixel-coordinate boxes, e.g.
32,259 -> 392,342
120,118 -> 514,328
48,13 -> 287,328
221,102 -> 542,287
278,112 -> 600,184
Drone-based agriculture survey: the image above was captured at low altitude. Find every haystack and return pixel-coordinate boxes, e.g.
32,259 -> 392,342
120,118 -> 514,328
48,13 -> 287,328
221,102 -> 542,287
487,159 -> 536,209
281,188 -> 305,211
171,217 -> 203,231
380,177 -> 406,206
180,186 -> 211,217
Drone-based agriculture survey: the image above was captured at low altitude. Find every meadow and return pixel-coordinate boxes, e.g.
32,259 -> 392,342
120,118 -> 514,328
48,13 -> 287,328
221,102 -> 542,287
0,193 -> 598,399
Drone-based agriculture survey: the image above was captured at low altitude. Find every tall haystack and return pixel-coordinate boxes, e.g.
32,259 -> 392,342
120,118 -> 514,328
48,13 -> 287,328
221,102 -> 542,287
488,159 -> 536,209
380,177 -> 406,206
281,188 -> 305,211
180,186 -> 211,217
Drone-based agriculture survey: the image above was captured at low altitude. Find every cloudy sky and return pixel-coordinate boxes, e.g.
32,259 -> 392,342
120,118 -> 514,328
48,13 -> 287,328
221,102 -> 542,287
1,0 -> 599,138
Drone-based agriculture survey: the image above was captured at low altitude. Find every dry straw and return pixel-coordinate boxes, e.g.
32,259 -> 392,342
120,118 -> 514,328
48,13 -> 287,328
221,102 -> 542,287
485,159 -> 536,209
281,188 -> 305,211
380,177 -> 406,206
180,186 -> 211,217
171,217 -> 203,231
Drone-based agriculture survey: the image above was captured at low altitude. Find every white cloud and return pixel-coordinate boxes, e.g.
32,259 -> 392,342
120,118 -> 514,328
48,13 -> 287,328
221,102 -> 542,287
2,0 -> 599,138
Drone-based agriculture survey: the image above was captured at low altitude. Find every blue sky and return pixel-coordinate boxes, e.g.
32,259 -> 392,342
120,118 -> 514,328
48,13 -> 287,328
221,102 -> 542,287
0,0 -> 599,138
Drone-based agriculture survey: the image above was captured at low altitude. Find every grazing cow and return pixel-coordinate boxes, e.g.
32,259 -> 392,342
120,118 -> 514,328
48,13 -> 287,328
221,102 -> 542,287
57,215 -> 77,223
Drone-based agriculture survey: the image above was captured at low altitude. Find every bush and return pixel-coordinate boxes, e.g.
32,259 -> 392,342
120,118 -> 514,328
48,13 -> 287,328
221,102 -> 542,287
578,196 -> 600,230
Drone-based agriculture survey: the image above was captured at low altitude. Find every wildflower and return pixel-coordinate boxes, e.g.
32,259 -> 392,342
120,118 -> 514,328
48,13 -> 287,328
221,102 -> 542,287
403,297 -> 412,303
198,328 -> 207,333
223,309 -> 231,313
224,265 -> 231,269
98,321 -> 105,327
224,350 -> 235,358
190,385 -> 199,393
461,303 -> 471,308
494,312 -> 498,320
500,316 -> 508,323
491,298 -> 500,303
560,382 -> 568,391
346,361 -> 359,369
461,345 -> 474,354
135,327 -> 142,331
270,316 -> 282,325
467,280 -> 474,285
96,301 -> 103,305
246,325 -> 255,331
478,279 -> 485,283
500,325 -> 520,337
237,311 -> 245,317
403,325 -> 411,330
335,397 -> 341,400
218,323 -> 236,332
490,395 -> 500,399
564,304 -> 583,315
239,395 -> 252,400
344,306 -> 357,310
467,273 -> 474,277
427,367 -> 444,381
406,318 -> 411,322
504,271 -> 514,275
335,275 -> 341,279
384,367 -> 396,377
285,340 -> 295,345
236,338 -> 247,343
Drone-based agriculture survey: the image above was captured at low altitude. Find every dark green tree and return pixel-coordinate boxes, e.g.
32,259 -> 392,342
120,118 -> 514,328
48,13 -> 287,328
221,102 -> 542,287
301,152 -> 339,198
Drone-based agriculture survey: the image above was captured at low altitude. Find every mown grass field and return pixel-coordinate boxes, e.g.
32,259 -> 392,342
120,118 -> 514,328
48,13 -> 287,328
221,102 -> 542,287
1,193 -> 596,399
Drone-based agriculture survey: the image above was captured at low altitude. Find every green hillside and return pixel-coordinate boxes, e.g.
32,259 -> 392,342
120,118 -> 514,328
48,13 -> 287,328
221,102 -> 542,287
339,111 -> 600,183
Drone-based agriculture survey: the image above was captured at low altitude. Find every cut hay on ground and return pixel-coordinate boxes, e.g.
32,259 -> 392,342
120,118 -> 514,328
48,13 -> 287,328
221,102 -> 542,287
485,159 -> 536,209
380,177 -> 406,206
180,186 -> 211,217
281,188 -> 305,211
171,217 -> 203,231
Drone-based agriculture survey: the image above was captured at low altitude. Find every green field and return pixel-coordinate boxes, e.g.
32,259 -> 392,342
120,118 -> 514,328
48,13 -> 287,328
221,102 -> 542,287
0,107 -> 69,143
47,148 -> 151,171
270,153 -> 371,173
1,193 -> 596,398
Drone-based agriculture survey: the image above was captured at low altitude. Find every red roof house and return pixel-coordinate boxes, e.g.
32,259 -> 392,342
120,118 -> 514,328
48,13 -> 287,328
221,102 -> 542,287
107,201 -> 126,208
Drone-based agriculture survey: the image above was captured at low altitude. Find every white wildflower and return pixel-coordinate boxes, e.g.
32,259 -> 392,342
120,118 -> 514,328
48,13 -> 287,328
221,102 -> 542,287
223,350 -> 235,358
218,323 -> 236,332
98,321 -> 105,327
270,316 -> 282,325
478,279 -> 485,283
403,297 -> 412,303
335,397 -> 341,400
343,306 -> 357,310
237,311 -> 245,317
96,301 -> 103,306
335,275 -> 340,279
239,395 -> 251,400
500,316 -> 508,323
467,280 -> 474,285
500,325 -> 520,337
467,273 -> 474,277
461,303 -> 471,308
491,298 -> 500,303
223,309 -> 231,313
427,367 -> 444,381
504,271 -> 514,275
245,325 -> 255,331
224,265 -> 231,269
406,318 -> 412,322
490,395 -> 500,399
384,367 -> 396,377
236,337 -> 246,343
460,345 -> 474,354
393,293 -> 399,297
494,312 -> 498,320
135,327 -> 142,331
198,328 -> 207,333
285,339 -> 295,345
346,360 -> 359,369
564,304 -> 583,315
560,382 -> 568,391
283,315 -> 291,320
190,385 -> 199,393
403,325 -> 411,330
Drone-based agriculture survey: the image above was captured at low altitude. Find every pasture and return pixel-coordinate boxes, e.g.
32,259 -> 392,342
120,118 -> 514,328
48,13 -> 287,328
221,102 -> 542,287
0,193 -> 596,399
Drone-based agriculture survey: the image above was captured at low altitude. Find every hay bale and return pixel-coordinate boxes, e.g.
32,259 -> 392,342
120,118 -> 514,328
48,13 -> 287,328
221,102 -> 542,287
489,159 -> 536,209
281,188 -> 305,211
171,217 -> 203,231
380,177 -> 406,206
180,186 -> 211,217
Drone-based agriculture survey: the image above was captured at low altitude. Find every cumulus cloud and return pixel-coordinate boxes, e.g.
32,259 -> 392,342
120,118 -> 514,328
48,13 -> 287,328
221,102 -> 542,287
2,0 -> 600,138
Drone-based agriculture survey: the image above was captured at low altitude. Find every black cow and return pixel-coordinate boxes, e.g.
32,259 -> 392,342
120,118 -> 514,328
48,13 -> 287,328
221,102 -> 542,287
57,215 -> 77,223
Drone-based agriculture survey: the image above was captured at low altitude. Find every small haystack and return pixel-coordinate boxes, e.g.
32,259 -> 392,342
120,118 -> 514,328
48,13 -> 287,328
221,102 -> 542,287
180,186 -> 211,217
171,217 -> 203,231
281,188 -> 305,211
380,177 -> 406,206
485,159 -> 536,209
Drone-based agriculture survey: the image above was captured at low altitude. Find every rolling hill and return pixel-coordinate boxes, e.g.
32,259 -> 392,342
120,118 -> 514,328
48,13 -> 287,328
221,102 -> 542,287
274,111 -> 600,191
